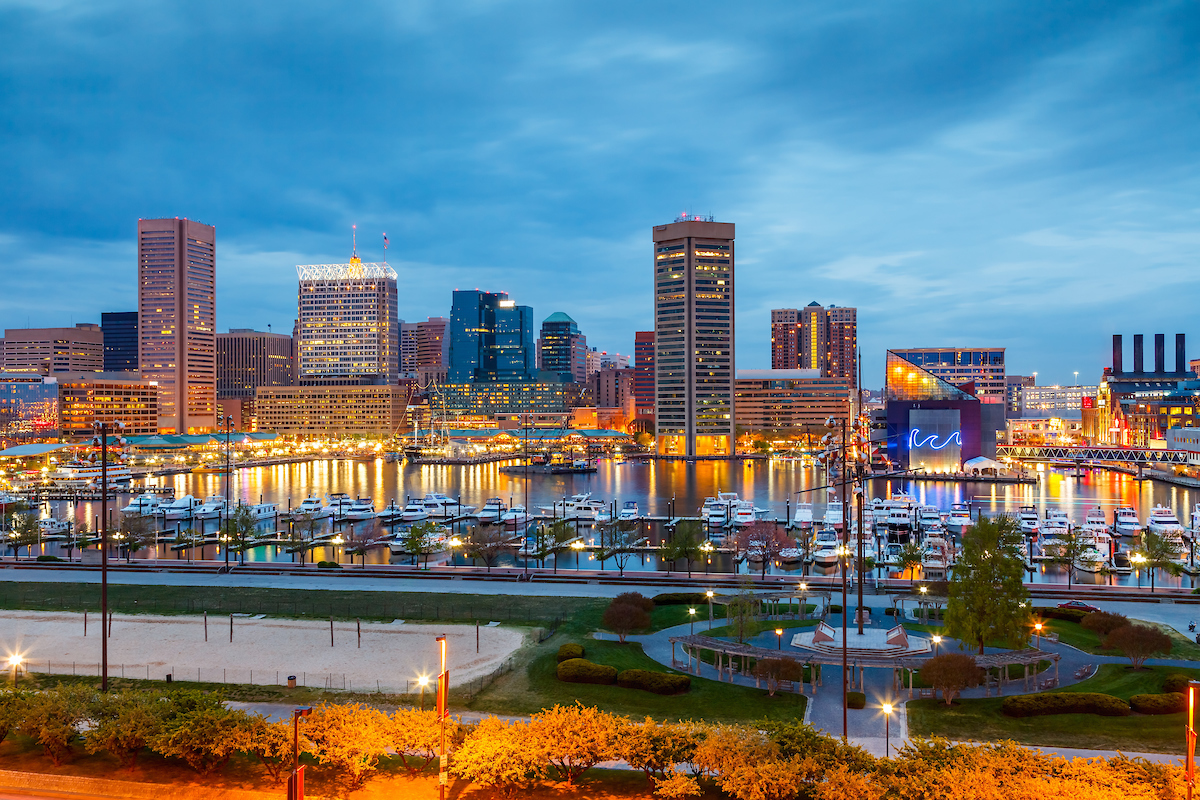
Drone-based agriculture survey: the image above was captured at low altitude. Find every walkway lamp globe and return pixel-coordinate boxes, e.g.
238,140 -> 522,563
688,607 -> 696,634
1034,621 -> 1043,648
418,675 -> 430,711
571,539 -> 584,571
932,634 -> 942,655
7,653 -> 21,686
1130,552 -> 1147,589
775,628 -> 783,650
881,703 -> 894,757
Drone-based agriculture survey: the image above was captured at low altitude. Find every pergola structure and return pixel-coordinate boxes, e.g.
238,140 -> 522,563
890,592 -> 947,624
708,589 -> 834,621
897,648 -> 1059,697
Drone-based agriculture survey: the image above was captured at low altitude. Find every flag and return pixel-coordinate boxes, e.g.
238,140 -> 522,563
383,232 -> 389,250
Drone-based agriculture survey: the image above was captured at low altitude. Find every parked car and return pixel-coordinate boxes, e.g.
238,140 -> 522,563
1057,600 -> 1101,614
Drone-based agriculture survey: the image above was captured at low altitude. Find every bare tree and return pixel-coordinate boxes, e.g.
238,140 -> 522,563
468,525 -> 513,572
737,522 -> 789,578
597,520 -> 644,577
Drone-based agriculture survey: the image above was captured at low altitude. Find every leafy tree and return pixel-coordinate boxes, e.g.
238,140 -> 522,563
118,514 -> 156,562
1134,529 -> 1182,593
726,580 -> 761,644
737,521 -> 789,578
0,690 -> 29,746
655,768 -> 703,798
19,684 -> 93,765
603,598 -> 651,643
1105,624 -> 1172,670
391,708 -> 463,777
1080,611 -> 1130,637
1042,529 -> 1087,589
751,657 -> 806,697
661,520 -> 705,578
403,519 -> 442,568
467,524 -> 512,572
221,505 -> 257,565
597,520 -> 644,577
150,705 -> 246,774
301,702 -> 393,790
237,714 -> 292,783
530,519 -> 576,572
619,717 -> 701,785
528,703 -> 622,786
919,653 -> 983,706
84,690 -> 165,769
896,541 -> 924,585
451,716 -> 545,798
9,513 -> 39,559
945,515 -> 1030,654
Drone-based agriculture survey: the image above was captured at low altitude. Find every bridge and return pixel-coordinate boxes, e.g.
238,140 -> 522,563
997,444 -> 1193,466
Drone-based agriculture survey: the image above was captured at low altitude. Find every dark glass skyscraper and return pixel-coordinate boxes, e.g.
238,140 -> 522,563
101,312 -> 139,373
538,312 -> 586,383
448,290 -> 536,383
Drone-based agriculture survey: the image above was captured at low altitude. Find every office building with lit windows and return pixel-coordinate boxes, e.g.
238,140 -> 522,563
1,325 -> 104,374
296,253 -> 399,385
770,303 -> 857,380
633,331 -> 655,427
652,215 -> 735,457
101,312 -> 139,373
137,218 -> 217,434
537,312 -> 586,383
889,347 -> 1006,404
216,329 -> 296,398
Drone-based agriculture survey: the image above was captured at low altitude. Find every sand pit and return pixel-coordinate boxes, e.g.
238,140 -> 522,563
0,610 -> 525,693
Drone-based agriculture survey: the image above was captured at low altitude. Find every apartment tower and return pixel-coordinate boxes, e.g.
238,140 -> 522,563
652,215 -> 735,457
137,218 -> 217,433
770,302 -> 857,380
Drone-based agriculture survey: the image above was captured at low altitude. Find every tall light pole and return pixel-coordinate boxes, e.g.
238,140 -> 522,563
290,706 -> 311,800
882,703 -> 893,758
436,634 -> 449,800
92,419 -> 125,692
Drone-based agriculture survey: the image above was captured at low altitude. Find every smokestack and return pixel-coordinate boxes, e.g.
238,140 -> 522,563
1177,333 -> 1187,374
1112,334 -> 1123,374
1133,334 -> 1144,373
1154,334 -> 1165,374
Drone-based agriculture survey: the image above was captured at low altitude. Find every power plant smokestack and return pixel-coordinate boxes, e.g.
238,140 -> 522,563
1155,334 -> 1166,374
1133,334 -> 1144,373
1178,333 -> 1187,374
1112,334 -> 1123,374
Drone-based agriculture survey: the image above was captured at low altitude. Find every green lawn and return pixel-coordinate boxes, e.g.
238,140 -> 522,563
1043,617 -> 1200,661
908,664 -> 1200,753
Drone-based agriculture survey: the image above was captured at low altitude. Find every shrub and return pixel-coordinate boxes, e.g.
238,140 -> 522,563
1163,674 -> 1192,694
1002,692 -> 1131,718
1035,607 -> 1088,623
653,592 -> 710,606
750,658 -> 805,697
19,684 -> 93,766
846,691 -> 866,709
1081,611 -> 1130,636
557,643 -> 585,663
1130,693 -> 1187,715
317,561 -> 341,569
919,653 -> 983,706
603,600 -> 651,643
828,604 -> 843,614
556,658 -> 617,685
35,555 -> 63,562
613,591 -> 656,613
1105,624 -> 1173,669
884,608 -> 898,616
617,669 -> 691,695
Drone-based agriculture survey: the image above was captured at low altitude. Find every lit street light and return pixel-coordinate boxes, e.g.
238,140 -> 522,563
1131,553 -> 1147,589
688,607 -> 696,635
572,539 -> 583,571
706,590 -> 714,629
8,654 -> 21,687
1034,621 -> 1043,649
775,627 -> 783,650
418,675 -> 429,711
882,703 -> 894,758
932,635 -> 942,656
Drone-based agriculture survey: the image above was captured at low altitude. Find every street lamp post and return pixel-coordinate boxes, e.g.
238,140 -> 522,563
799,582 -> 808,620
932,634 -> 942,656
688,607 -> 696,635
775,627 -> 783,650
436,634 -> 449,800
8,654 -> 21,687
1034,622 -> 1043,649
882,703 -> 893,758
91,419 -> 125,693
572,539 -> 583,571
706,590 -> 714,630
1131,553 -> 1147,590
289,706 -> 311,800
418,675 -> 429,711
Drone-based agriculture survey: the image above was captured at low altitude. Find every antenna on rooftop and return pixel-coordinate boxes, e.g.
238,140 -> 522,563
352,224 -> 357,258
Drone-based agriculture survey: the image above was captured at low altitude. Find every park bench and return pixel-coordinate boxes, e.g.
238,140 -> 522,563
1039,677 -> 1059,690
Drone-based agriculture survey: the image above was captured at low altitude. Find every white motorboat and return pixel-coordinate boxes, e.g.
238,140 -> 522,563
779,547 -> 804,564
38,517 -> 70,538
1192,503 -> 1200,537
884,497 -> 914,541
194,495 -> 227,520
618,501 -> 639,521
811,528 -> 842,567
478,497 -> 507,523
376,500 -> 403,523
122,494 -> 162,516
921,534 -> 952,572
399,500 -> 429,523
540,493 -> 597,519
294,496 -> 332,519
917,506 -> 943,534
328,493 -> 353,518
162,495 -> 199,521
700,497 -> 729,525
1114,506 -> 1141,536
345,498 -> 375,521
1017,506 -> 1040,536
422,492 -> 460,512
1148,505 -> 1185,537
732,500 -> 758,526
823,500 -> 844,530
945,503 -> 972,534
501,505 -> 529,526
1082,507 -> 1108,532
869,497 -> 888,533
249,502 -> 278,521
1038,510 -> 1071,556
1076,525 -> 1112,573
792,501 -> 814,528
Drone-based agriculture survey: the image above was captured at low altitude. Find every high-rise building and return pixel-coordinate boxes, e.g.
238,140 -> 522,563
1005,375 -> 1034,418
1,325 -> 104,374
56,372 -> 160,437
652,215 -> 735,457
590,367 -> 636,410
734,369 -> 850,432
399,322 -> 420,375
538,313 -> 587,383
633,331 -> 655,422
216,329 -> 296,398
770,303 -> 857,380
137,218 -> 217,434
417,317 -> 450,369
296,252 -> 398,385
889,347 -> 1006,405
448,290 -> 536,383
101,312 -> 139,373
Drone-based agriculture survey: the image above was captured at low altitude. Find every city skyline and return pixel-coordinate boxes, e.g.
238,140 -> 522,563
1,2 -> 1197,388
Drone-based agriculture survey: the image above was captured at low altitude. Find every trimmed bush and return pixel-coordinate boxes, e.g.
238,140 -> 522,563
828,604 -> 843,614
316,561 -> 342,569
1002,692 -> 1131,718
1163,674 -> 1192,694
847,692 -> 866,710
653,592 -> 710,606
35,555 -> 63,562
616,669 -> 691,695
1034,607 -> 1088,623
1130,693 -> 1187,715
557,643 -> 585,663
556,658 -> 617,686
884,608 -> 898,616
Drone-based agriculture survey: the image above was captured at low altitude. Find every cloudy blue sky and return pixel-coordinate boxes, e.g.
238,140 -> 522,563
1,0 -> 1197,387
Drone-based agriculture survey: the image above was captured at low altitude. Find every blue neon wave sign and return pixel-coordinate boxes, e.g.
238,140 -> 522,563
908,428 -> 962,451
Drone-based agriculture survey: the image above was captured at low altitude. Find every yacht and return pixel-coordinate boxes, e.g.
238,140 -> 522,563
478,497 -> 507,523
122,494 -> 162,516
618,501 -> 639,521
294,496 -> 332,519
1076,525 -> 1112,573
501,505 -> 529,527
700,497 -> 729,525
50,460 -> 132,487
917,506 -> 943,534
1038,510 -> 1071,556
1193,504 -> 1200,538
38,517 -> 71,538
945,503 -> 972,534
779,546 -> 804,564
1114,506 -> 1141,536
869,497 -> 888,533
1082,507 -> 1108,533
344,498 -> 375,521
1017,506 -> 1040,536
884,496 -> 915,542
422,492 -> 463,514
249,502 -> 279,521
792,501 -> 814,528
194,495 -> 227,520
732,500 -> 758,526
881,541 -> 903,566
162,495 -> 199,521
1147,505 -> 1185,537
540,493 -> 594,518
810,528 -> 842,567
376,500 -> 403,523
921,534 -> 952,574
398,500 -> 428,523
327,493 -> 353,518
823,500 -> 844,530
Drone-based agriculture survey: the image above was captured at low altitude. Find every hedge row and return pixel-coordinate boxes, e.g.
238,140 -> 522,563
1163,674 -> 1192,694
1002,692 -> 1131,718
556,643 -> 585,663
1034,607 -> 1088,623
653,592 -> 710,606
616,669 -> 691,695
1130,693 -> 1187,715
556,658 -> 617,685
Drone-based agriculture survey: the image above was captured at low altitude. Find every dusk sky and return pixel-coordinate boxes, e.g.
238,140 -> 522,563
1,1 -> 1196,388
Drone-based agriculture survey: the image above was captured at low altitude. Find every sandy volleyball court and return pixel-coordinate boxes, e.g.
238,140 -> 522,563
0,610 -> 525,692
